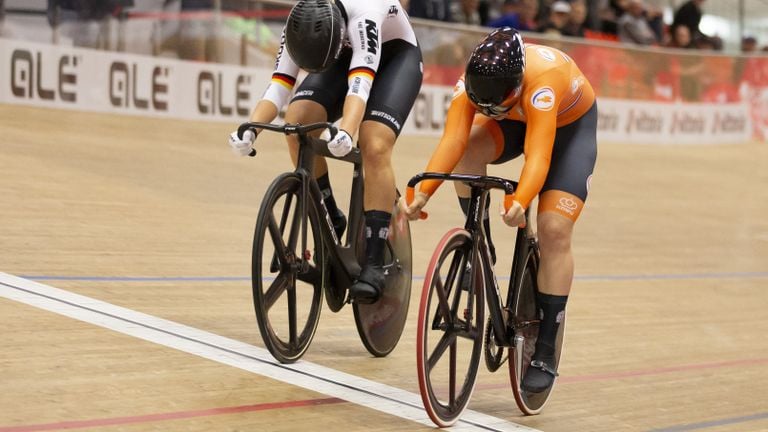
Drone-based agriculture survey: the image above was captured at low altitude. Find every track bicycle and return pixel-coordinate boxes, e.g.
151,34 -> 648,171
237,121 -> 412,364
406,172 -> 565,427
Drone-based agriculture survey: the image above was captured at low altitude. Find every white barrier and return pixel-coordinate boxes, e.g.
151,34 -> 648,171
0,38 -> 753,145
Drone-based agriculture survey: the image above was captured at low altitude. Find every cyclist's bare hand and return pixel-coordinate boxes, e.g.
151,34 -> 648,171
401,191 -> 429,221
500,200 -> 526,228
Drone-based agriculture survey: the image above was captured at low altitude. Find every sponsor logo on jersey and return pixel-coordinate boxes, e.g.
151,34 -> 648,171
571,77 -> 582,94
370,110 -> 401,131
365,20 -> 379,55
275,32 -> 286,69
388,5 -> 398,17
351,76 -> 362,93
294,89 -> 314,98
536,47 -> 556,62
531,87 -> 555,111
556,197 -> 579,215
364,55 -> 375,65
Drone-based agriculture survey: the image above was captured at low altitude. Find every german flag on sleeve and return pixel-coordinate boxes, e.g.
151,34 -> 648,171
271,73 -> 296,90
348,67 -> 376,82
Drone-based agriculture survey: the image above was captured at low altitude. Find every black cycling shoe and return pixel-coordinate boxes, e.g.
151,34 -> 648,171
349,265 -> 386,304
521,355 -> 558,393
330,208 -> 347,240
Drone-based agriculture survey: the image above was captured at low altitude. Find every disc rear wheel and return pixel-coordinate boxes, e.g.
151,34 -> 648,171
508,249 -> 564,414
353,199 -> 412,357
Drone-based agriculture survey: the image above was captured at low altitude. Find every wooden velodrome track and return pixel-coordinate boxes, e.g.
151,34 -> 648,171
1,104 -> 767,432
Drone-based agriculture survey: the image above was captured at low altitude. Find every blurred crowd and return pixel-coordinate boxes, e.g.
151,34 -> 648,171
2,0 -> 765,57
406,0 -> 766,54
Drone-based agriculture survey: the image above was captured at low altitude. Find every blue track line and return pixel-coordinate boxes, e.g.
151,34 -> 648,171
649,412 -> 768,431
16,271 -> 768,283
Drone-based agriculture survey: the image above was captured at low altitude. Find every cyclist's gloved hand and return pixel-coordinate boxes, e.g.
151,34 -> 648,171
401,191 -> 429,221
228,129 -> 256,157
500,200 -> 526,228
327,129 -> 353,157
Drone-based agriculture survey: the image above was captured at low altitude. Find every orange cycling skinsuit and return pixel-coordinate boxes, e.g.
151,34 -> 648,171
417,43 -> 598,221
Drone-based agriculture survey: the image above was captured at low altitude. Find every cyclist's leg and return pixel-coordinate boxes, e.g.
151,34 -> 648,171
523,102 -> 598,392
349,40 -> 421,303
286,49 -> 350,236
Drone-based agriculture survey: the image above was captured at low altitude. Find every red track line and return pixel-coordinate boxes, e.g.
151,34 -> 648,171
0,397 -> 345,432
476,357 -> 768,391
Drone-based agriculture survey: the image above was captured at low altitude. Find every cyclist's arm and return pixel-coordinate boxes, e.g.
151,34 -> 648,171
338,10 -> 385,137
515,77 -> 565,209
419,91 -> 476,196
253,29 -> 300,123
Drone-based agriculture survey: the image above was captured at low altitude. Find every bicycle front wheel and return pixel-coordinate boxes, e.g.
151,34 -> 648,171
252,173 -> 325,364
416,228 -> 484,428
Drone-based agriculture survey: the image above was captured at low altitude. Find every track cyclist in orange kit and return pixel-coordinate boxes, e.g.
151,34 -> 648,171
403,27 -> 598,392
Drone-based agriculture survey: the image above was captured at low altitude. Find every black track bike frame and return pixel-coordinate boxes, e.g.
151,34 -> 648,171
238,122 -> 365,286
407,172 -> 535,347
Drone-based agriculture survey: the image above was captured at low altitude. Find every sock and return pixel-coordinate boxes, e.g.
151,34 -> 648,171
458,197 -> 496,264
317,173 -> 340,216
534,292 -> 568,360
364,210 -> 391,266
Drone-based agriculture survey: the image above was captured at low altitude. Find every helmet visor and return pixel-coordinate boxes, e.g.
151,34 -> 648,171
467,74 -> 522,117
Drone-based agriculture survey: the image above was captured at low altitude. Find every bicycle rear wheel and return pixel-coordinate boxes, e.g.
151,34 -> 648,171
508,248 -> 565,414
416,228 -> 484,427
353,199 -> 412,357
252,173 -> 325,364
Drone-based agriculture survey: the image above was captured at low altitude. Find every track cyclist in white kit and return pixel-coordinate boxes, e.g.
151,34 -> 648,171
228,0 -> 423,304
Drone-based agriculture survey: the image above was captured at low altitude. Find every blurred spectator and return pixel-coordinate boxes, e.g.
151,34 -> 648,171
538,0 -> 571,36
672,0 -> 705,40
47,0 -> 133,48
451,0 -> 482,25
563,0 -> 588,37
0,0 -> 6,37
486,0 -> 537,32
643,3 -> 664,41
409,0 -> 452,21
486,0 -> 521,28
177,0 -> 218,62
665,24 -> 693,49
617,0 -> 656,45
694,34 -> 721,51
594,0 -> 627,36
741,36 -> 758,54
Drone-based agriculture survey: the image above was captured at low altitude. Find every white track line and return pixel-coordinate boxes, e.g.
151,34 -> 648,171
0,272 -> 539,432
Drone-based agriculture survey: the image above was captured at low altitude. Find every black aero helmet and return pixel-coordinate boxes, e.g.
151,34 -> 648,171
285,0 -> 346,73
465,27 -> 526,116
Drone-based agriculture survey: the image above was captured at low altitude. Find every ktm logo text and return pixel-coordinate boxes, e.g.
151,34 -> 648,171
365,20 -> 378,55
